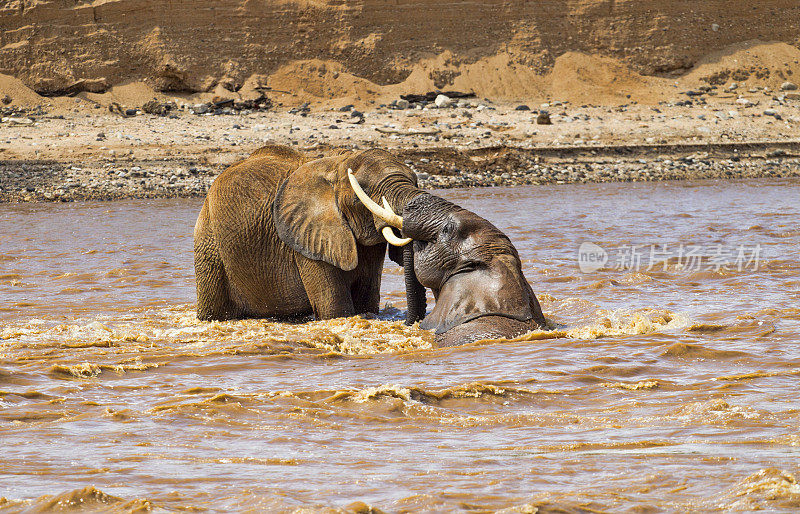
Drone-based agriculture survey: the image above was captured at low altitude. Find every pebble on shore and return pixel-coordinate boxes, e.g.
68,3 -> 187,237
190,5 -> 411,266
2,146 -> 799,203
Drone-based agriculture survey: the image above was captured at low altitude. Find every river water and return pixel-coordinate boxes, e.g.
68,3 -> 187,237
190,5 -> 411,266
1,179 -> 799,512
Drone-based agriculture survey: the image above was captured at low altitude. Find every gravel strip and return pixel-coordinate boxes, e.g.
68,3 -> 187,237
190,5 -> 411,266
2,148 -> 798,202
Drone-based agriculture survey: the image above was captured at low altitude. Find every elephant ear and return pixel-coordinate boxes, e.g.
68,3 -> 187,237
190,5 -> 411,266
273,161 -> 358,271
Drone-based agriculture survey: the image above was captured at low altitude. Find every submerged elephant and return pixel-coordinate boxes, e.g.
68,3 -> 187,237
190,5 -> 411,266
347,180 -> 547,346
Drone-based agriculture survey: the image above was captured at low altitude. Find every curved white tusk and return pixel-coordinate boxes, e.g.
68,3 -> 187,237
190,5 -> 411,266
347,169 -> 403,229
382,226 -> 412,246
381,197 -> 398,216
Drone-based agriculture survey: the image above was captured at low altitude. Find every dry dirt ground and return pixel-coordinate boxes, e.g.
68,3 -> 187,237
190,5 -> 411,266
2,88 -> 800,202
3,0 -> 800,98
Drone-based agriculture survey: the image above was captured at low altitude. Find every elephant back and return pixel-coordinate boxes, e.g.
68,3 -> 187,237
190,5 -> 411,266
220,144 -> 306,188
209,145 -> 306,206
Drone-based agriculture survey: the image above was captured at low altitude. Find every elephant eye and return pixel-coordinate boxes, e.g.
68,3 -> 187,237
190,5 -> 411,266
455,260 -> 483,275
440,220 -> 457,240
466,259 -> 484,270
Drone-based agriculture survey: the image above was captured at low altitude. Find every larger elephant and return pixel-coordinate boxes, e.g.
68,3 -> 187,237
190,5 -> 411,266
193,145 -> 420,321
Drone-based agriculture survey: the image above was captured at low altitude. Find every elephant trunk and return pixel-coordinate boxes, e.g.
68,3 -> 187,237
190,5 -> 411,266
403,244 -> 426,325
378,185 -> 429,325
401,193 -> 460,241
382,186 -> 427,230
351,176 -> 430,324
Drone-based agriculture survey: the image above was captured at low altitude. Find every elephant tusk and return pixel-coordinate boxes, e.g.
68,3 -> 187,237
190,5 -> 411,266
381,197 -> 399,216
381,198 -> 412,245
347,169 -> 404,229
382,226 -> 412,246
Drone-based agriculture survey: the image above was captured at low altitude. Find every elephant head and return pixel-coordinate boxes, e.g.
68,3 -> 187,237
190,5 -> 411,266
399,193 -> 546,343
272,149 -> 421,272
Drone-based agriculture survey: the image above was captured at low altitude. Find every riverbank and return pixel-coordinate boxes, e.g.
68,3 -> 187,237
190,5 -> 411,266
2,93 -> 800,202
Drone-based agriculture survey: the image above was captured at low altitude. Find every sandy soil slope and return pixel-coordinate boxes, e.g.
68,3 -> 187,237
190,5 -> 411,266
1,0 -> 799,103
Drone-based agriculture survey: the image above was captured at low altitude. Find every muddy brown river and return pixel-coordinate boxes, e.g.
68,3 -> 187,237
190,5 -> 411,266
1,179 -> 799,512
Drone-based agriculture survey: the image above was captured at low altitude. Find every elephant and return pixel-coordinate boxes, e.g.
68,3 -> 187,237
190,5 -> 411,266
194,143 -> 545,346
348,171 -> 548,347
193,144 -> 422,321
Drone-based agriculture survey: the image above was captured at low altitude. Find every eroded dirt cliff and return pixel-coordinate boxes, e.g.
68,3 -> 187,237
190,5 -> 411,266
1,0 -> 799,97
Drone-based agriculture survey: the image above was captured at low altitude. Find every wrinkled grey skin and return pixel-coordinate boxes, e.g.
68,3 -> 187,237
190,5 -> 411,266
400,193 -> 546,346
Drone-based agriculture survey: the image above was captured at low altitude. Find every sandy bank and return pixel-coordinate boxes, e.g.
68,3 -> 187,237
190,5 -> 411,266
1,89 -> 799,202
